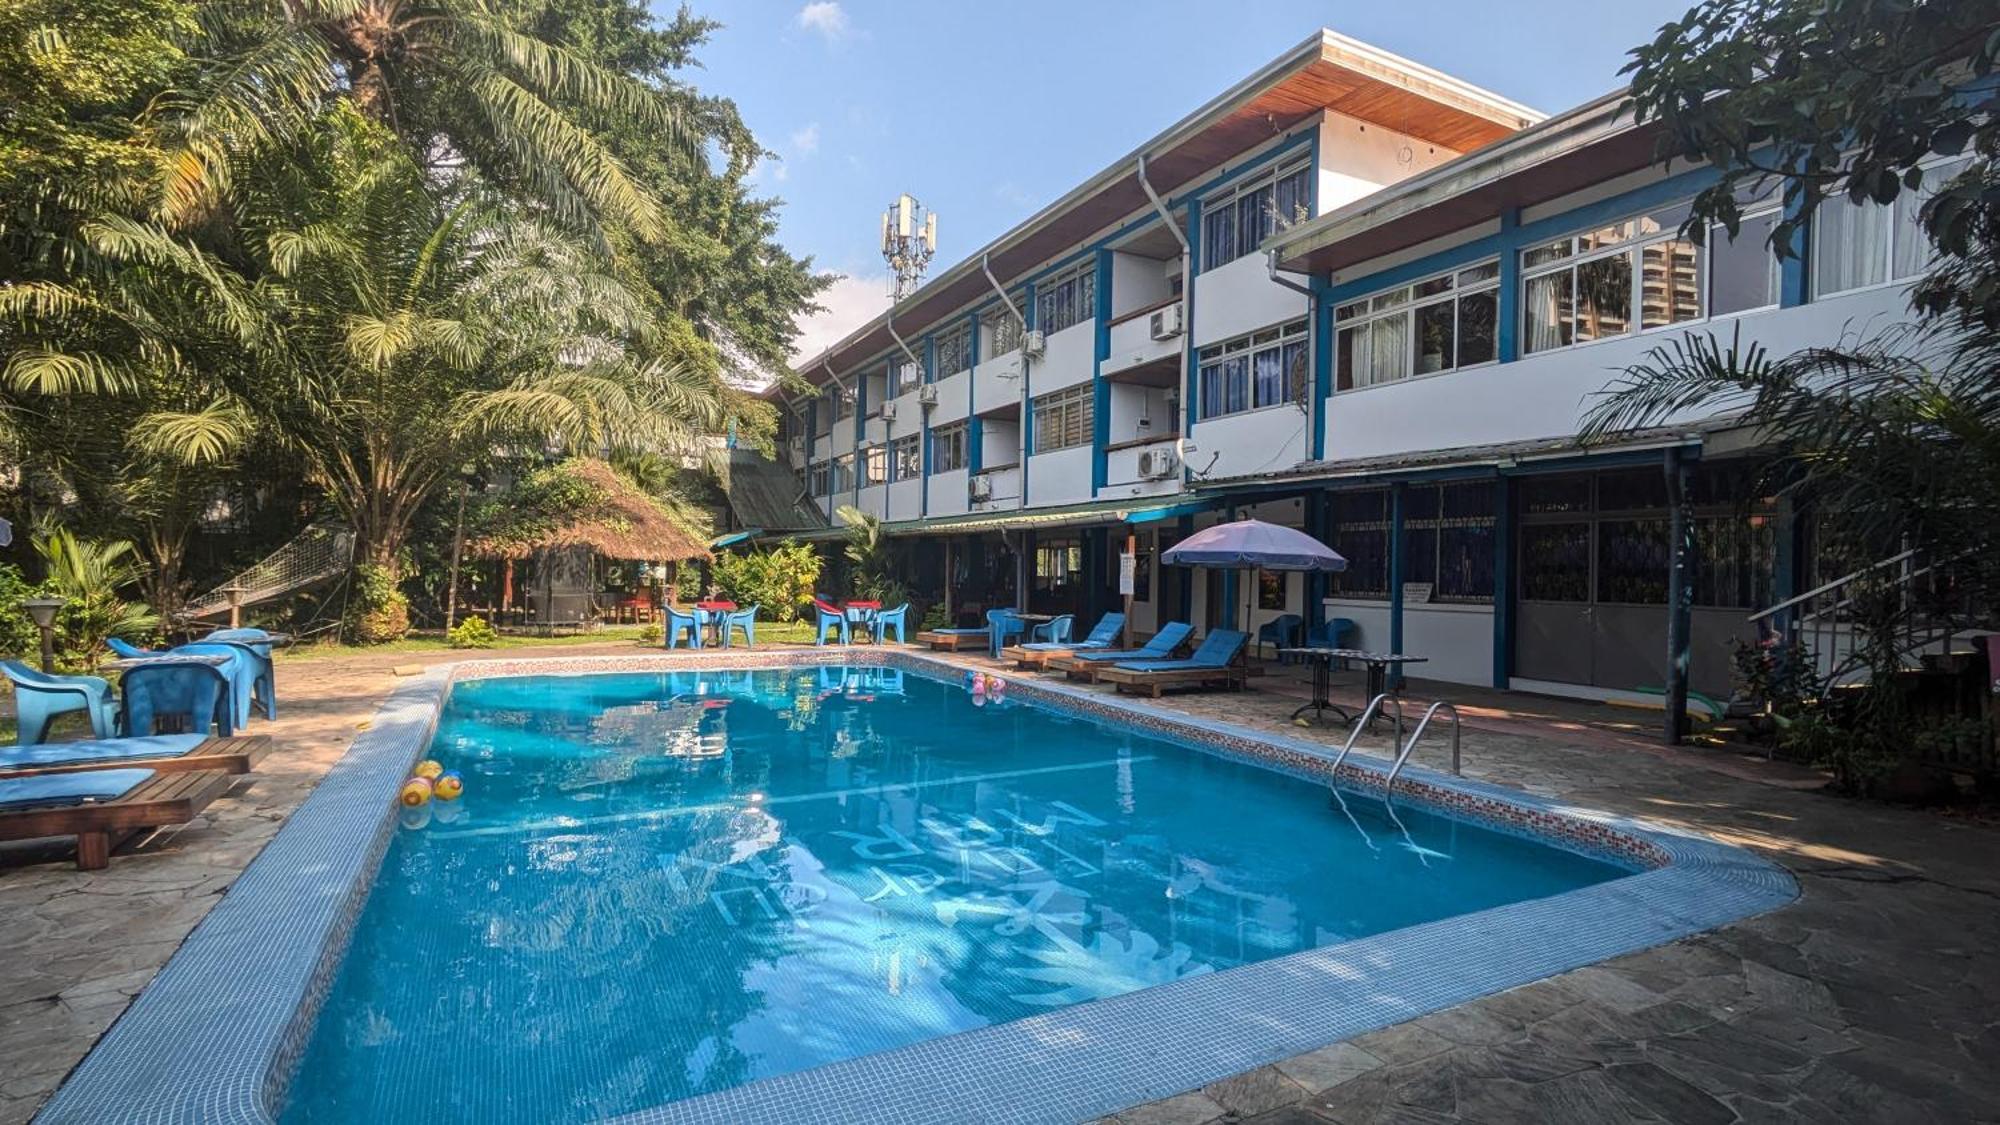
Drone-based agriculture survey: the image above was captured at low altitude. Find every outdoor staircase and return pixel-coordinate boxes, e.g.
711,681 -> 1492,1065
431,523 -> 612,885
1746,548 -> 1985,690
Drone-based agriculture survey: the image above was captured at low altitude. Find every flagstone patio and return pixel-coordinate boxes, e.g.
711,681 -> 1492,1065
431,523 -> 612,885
2,642 -> 1995,1125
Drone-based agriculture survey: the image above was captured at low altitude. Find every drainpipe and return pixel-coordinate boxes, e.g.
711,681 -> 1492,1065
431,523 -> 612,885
884,308 -> 924,370
1137,154 -> 1191,476
1267,247 -> 1318,459
981,253 -> 1030,508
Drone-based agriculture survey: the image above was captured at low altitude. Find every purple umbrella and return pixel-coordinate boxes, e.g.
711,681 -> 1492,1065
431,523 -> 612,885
1162,519 -> 1347,572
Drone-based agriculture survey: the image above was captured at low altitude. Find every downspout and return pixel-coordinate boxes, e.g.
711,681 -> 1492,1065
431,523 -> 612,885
1267,247 -> 1317,464
981,253 -> 1030,507
1137,154 -> 1191,476
882,310 -> 927,520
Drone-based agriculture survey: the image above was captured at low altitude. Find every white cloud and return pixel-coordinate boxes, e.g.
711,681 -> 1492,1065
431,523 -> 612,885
789,122 -> 820,157
795,2 -> 849,41
790,272 -> 891,365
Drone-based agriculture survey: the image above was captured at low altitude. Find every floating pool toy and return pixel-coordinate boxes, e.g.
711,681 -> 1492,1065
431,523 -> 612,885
399,776 -> 433,807
963,670 -> 978,688
433,772 -> 464,801
431,800 -> 465,825
987,676 -> 1006,694
970,692 -> 988,708
970,672 -> 987,694
413,759 -> 444,781
398,804 -> 432,831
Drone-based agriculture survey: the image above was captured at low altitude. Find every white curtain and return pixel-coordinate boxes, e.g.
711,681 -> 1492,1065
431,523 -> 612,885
1813,196 -> 1889,295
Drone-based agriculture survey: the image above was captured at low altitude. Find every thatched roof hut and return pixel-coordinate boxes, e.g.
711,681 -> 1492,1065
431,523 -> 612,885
470,459 -> 711,564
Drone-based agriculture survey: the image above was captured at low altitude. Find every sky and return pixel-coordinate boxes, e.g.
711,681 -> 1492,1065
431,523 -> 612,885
680,0 -> 1693,363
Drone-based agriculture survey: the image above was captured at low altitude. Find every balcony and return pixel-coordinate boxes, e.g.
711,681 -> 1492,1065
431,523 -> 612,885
1103,434 -> 1183,499
969,464 -> 1021,510
1102,300 -> 1182,385
971,351 -> 1023,416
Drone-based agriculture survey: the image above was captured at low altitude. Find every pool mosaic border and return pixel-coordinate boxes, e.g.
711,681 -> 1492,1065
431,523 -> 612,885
36,649 -> 1796,1125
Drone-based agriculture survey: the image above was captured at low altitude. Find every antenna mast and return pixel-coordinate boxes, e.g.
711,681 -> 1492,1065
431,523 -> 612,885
880,193 -> 937,302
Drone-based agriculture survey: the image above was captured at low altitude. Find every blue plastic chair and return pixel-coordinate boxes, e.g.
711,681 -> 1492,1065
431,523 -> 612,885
201,630 -> 277,720
873,603 -> 909,645
722,605 -> 759,648
812,599 -> 850,646
664,607 -> 702,649
1,660 -> 118,745
1256,613 -> 1303,659
1031,614 -> 1075,645
1018,612 -> 1125,652
986,609 -> 1026,658
1306,618 -> 1356,669
170,643 -> 259,729
119,659 -> 234,737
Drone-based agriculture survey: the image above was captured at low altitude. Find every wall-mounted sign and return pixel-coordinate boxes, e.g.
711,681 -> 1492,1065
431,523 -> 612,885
1402,582 -> 1433,605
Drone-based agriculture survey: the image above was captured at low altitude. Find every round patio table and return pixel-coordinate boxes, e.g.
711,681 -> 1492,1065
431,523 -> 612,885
694,601 -> 737,645
844,601 -> 881,643
1277,648 -> 1429,727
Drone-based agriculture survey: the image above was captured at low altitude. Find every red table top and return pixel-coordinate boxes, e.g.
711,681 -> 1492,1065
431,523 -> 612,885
696,600 -> 738,611
845,600 -> 881,610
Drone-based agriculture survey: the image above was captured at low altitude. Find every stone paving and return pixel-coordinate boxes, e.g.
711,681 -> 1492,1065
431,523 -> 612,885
2,643 -> 1997,1124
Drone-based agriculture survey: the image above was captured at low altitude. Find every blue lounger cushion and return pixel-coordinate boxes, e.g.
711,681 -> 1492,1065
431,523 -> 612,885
1112,630 -> 1248,674
1066,622 -> 1193,663
0,768 -> 154,810
0,734 -> 208,772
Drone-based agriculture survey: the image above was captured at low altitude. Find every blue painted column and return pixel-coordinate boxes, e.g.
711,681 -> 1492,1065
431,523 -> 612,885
967,312 -> 982,476
1388,482 -> 1407,687
1182,198 -> 1202,439
1663,448 -> 1695,744
1780,196 -> 1811,308
1491,475 -> 1514,690
1021,282 -> 1036,505
1495,208 -> 1522,363
1310,278 -> 1334,461
921,335 -> 936,518
1091,248 -> 1113,496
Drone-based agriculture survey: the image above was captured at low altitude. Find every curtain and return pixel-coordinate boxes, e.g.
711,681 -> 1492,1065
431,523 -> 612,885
1814,196 -> 1889,295
1366,312 -> 1409,386
1252,346 -> 1284,407
1523,272 -> 1572,354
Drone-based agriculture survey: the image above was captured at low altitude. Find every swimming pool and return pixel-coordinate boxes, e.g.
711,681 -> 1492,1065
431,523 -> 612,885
285,666 -> 1629,1122
39,652 -> 1796,1125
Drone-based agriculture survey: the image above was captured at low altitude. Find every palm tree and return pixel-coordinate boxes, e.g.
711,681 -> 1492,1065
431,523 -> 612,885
35,525 -> 159,669
162,0 -> 691,237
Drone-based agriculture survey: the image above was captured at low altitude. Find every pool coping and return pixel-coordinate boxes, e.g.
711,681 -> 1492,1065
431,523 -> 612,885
34,649 -> 1797,1125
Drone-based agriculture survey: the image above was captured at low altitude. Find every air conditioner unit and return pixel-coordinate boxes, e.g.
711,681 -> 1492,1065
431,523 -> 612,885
1137,448 -> 1180,480
786,434 -> 805,455
1021,330 -> 1047,359
1149,303 -> 1184,341
968,475 -> 994,502
879,402 -> 898,422
916,384 -> 938,407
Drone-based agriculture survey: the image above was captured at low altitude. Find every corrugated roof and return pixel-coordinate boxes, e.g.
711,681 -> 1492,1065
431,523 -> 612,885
708,448 -> 827,533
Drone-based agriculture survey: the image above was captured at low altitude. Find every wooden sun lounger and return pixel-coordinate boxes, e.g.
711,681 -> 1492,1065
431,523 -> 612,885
916,630 -> 983,652
0,735 -> 273,778
1002,646 -> 1084,670
1100,663 -> 1249,698
1051,654 -> 1178,684
0,770 -> 234,869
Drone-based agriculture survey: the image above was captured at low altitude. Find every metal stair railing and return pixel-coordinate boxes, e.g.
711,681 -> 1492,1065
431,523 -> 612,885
1747,547 -> 1976,689
1327,693 -> 1404,777
1385,701 -> 1462,788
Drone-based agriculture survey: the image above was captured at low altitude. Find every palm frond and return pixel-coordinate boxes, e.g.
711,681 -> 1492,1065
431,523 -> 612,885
127,400 -> 252,466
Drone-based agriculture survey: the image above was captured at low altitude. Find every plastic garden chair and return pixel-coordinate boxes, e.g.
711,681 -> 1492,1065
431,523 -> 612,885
873,604 -> 909,645
1306,618 -> 1356,668
812,599 -> 850,646
106,638 -> 165,659
1,660 -> 117,745
170,643 -> 259,729
1256,613 -> 1302,659
664,607 -> 702,649
1031,614 -> 1075,645
986,609 -> 1025,659
201,630 -> 278,720
119,660 -> 234,738
722,606 -> 759,648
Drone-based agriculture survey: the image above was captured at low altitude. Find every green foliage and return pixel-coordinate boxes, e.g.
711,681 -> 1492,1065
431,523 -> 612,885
33,524 -> 157,670
709,541 -> 822,622
920,602 -> 951,632
446,614 -> 499,649
834,505 -> 908,606
473,462 -> 614,557
348,563 -> 410,644
636,621 -> 662,644
1730,636 -> 1815,718
1624,0 -> 1999,329
0,565 -> 45,660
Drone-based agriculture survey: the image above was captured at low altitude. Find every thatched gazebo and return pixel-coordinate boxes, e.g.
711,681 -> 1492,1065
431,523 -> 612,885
469,459 -> 711,628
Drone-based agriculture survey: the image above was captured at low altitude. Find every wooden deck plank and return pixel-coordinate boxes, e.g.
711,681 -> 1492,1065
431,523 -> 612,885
0,769 -> 233,869
0,735 -> 273,778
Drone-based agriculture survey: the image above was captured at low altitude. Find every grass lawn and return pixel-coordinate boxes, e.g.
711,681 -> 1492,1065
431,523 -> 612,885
273,618 -> 824,661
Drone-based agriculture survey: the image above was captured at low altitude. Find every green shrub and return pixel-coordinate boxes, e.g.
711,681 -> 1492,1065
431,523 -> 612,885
710,541 -> 822,622
0,565 -> 44,661
348,563 -> 411,644
637,622 -> 662,645
920,602 -> 950,631
446,614 -> 499,649
35,527 -> 157,671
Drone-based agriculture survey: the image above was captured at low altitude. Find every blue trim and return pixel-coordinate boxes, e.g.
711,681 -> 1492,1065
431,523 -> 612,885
1491,475 -> 1514,689
1310,276 -> 1334,460
1780,194 -> 1811,308
1387,483 -> 1405,688
1092,248 -> 1113,496
1495,208 -> 1522,363
968,415 -> 984,475
1167,129 -> 1315,210
1182,198 -> 1202,440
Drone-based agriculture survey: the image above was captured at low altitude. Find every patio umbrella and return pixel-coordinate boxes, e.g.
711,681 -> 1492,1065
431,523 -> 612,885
1163,519 -> 1345,644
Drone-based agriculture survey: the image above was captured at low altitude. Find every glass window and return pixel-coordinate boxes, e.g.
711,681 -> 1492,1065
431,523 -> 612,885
930,422 -> 967,474
1574,252 -> 1633,342
983,307 -> 1025,358
1329,489 -> 1390,599
1257,570 -> 1285,610
862,446 -> 887,486
1033,262 -> 1096,336
1520,523 -> 1590,601
1815,157 -> 1969,297
891,434 -> 921,480
1597,518 -> 1670,604
832,385 -> 854,421
809,463 -> 830,497
1457,288 -> 1497,366
1640,239 -> 1702,329
1031,385 -> 1093,452
1523,271 -> 1574,354
1400,482 -> 1496,603
894,359 -> 921,396
934,324 -> 972,379
1199,319 -> 1308,418
1709,210 -> 1781,316
1414,300 -> 1455,375
831,453 -> 854,494
1335,262 -> 1499,388
1201,160 -> 1310,271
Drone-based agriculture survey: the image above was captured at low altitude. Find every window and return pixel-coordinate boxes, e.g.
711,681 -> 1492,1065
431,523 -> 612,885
1521,205 -> 1702,355
1814,156 -> 1970,297
934,324 -> 972,379
1402,481 -> 1497,602
809,462 -> 831,497
1034,262 -> 1096,336
889,433 -> 921,481
1034,539 -> 1085,594
830,453 -> 854,494
1201,160 -> 1312,271
1335,263 -> 1498,390
832,385 -> 854,421
1198,318 -> 1308,420
1708,207 -> 1782,317
893,358 -> 921,396
1328,490 -> 1390,599
982,307 -> 1025,358
1032,385 -> 1093,451
930,422 -> 968,473
1257,571 -> 1285,610
860,446 -> 887,486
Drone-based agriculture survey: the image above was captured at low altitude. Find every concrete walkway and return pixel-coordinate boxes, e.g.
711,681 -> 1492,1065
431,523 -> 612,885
2,643 -> 1996,1124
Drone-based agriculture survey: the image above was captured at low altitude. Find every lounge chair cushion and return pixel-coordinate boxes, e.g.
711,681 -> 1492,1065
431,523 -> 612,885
1068,622 -> 1193,662
0,768 -> 155,810
0,735 -> 208,772
1112,630 -> 1247,673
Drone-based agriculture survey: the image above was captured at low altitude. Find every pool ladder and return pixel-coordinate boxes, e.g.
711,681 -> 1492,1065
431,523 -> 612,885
1326,694 -> 1463,792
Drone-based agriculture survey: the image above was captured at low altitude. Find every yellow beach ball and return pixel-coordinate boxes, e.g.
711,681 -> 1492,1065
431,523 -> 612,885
433,772 -> 464,801
399,776 -> 434,807
413,759 -> 445,781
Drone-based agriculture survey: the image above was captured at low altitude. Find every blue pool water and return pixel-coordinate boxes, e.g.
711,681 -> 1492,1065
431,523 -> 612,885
283,668 -> 1631,1123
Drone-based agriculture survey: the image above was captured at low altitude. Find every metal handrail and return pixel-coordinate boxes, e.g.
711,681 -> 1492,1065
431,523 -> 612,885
1328,693 -> 1404,776
1746,548 -> 1919,625
1385,701 -> 1462,788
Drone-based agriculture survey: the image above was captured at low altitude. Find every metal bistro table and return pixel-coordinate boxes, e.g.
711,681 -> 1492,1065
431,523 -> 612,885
1278,648 -> 1430,726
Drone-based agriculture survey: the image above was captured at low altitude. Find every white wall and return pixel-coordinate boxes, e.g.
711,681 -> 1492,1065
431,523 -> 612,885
1322,600 -> 1494,687
1192,252 -> 1312,348
1316,111 -> 1462,214
1107,383 -> 1173,442
929,371 -> 971,426
1027,445 -> 1093,507
972,465 -> 1021,509
1035,322 -> 1095,393
886,479 -> 921,522
1111,252 -> 1175,317
1190,404 -> 1313,481
929,468 -> 968,517
979,419 -> 1020,469
972,352 -> 1022,416
1323,286 -> 1913,463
